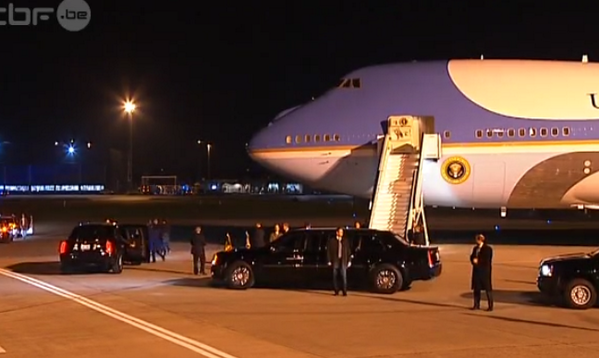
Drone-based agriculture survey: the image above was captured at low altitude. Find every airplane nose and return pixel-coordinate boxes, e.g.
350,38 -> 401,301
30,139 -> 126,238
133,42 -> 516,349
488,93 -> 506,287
247,126 -> 271,166
247,127 -> 268,154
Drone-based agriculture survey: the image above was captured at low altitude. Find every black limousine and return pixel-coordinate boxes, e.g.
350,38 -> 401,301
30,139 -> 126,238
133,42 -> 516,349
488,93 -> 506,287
537,248 -> 599,309
211,228 -> 442,294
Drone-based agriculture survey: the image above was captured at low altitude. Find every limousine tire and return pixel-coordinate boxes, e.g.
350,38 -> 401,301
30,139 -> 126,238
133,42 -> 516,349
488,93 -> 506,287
563,278 -> 597,309
370,264 -> 403,294
225,261 -> 255,290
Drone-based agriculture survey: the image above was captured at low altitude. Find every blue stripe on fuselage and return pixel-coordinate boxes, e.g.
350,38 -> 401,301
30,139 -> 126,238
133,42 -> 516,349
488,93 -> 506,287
250,61 -> 599,151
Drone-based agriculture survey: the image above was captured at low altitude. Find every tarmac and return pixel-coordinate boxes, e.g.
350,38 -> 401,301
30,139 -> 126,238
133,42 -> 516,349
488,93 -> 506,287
1,225 -> 599,358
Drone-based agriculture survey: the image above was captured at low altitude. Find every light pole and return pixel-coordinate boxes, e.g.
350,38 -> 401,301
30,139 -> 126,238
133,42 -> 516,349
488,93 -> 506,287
123,100 -> 136,189
197,140 -> 212,180
207,143 -> 212,180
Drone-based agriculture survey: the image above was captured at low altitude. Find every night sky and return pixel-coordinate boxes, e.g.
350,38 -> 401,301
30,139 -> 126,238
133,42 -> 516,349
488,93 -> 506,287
0,2 -> 597,182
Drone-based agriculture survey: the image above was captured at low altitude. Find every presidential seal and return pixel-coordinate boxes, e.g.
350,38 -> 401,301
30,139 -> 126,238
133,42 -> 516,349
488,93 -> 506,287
441,156 -> 471,184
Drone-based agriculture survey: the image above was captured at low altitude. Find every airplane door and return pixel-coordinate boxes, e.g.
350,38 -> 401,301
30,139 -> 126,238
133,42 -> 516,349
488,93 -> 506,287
473,162 -> 506,206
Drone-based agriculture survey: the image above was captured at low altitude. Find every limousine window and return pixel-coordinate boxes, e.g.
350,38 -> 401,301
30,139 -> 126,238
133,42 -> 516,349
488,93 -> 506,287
304,232 -> 326,253
354,234 -> 386,253
391,232 -> 410,246
271,232 -> 304,252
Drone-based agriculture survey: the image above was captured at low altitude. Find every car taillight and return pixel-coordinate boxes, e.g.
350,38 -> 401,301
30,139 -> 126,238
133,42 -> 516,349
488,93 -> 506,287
1,226 -> 6,232
427,250 -> 433,267
59,241 -> 67,254
105,241 -> 114,254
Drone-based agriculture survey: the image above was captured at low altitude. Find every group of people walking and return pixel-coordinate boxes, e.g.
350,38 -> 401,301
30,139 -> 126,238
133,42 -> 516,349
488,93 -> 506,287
147,218 -> 171,263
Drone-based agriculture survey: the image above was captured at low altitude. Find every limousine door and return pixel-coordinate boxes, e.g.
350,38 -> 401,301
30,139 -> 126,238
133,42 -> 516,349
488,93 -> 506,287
348,232 -> 385,282
300,231 -> 328,284
260,232 -> 305,285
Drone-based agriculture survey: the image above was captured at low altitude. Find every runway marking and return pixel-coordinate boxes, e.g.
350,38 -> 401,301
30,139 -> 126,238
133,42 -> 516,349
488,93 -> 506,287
0,268 -> 236,358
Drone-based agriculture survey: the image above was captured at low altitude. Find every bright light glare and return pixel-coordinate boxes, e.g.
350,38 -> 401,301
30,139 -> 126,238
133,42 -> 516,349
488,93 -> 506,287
124,101 -> 136,113
540,264 -> 552,276
68,146 -> 75,154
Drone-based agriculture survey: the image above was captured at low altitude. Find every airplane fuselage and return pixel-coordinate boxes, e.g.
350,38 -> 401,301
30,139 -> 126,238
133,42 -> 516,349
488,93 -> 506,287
248,59 -> 599,209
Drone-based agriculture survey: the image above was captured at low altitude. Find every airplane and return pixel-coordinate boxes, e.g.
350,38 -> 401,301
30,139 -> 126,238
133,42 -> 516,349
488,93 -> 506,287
247,58 -> 599,211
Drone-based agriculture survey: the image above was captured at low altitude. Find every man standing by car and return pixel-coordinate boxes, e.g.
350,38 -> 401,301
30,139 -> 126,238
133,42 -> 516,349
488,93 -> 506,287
327,227 -> 352,296
190,226 -> 206,275
470,234 -> 494,311
246,222 -> 265,249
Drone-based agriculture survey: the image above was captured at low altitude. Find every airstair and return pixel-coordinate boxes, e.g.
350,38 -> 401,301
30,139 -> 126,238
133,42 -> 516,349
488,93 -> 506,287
368,116 -> 442,245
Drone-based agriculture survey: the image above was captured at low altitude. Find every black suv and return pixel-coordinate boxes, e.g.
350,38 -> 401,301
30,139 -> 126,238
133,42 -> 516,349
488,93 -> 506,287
59,223 -> 128,273
210,228 -> 442,293
537,249 -> 599,309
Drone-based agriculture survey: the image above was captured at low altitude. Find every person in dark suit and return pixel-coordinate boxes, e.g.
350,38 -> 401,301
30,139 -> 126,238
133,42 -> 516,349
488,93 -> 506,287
246,222 -> 265,249
148,218 -> 165,263
190,226 -> 207,275
409,225 -> 426,246
327,227 -> 352,296
470,234 -> 493,311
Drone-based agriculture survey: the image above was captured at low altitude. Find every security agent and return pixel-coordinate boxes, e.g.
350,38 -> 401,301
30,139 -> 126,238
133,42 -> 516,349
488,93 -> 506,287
190,226 -> 207,275
326,227 -> 352,296
470,234 -> 494,311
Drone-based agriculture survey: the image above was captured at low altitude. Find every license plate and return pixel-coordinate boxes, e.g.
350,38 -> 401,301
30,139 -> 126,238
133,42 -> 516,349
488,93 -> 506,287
80,244 -> 91,251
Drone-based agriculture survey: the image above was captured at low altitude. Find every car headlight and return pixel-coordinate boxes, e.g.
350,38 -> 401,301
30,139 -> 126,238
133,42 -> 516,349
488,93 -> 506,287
540,264 -> 552,277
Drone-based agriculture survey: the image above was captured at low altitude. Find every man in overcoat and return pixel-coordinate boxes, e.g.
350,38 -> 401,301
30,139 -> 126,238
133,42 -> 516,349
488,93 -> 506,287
470,234 -> 494,311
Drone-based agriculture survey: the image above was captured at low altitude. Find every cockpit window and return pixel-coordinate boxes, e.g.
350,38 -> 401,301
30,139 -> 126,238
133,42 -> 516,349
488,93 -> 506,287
337,78 -> 361,89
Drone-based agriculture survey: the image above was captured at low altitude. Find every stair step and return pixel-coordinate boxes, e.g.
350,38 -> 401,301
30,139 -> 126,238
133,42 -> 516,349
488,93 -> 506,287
370,146 -> 425,235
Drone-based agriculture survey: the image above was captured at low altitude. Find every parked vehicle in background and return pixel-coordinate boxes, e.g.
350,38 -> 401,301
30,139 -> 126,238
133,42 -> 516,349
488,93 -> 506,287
538,248 -> 599,309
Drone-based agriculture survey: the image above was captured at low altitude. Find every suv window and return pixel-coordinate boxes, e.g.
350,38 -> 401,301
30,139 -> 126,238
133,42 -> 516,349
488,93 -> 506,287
120,227 -> 143,241
69,225 -> 116,240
